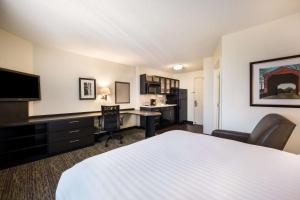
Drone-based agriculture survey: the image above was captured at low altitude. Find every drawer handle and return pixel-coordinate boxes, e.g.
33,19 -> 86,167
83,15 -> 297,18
69,130 -> 80,134
69,121 -> 79,124
69,139 -> 80,143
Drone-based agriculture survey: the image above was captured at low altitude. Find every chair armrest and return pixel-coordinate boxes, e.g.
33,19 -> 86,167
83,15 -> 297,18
211,129 -> 250,143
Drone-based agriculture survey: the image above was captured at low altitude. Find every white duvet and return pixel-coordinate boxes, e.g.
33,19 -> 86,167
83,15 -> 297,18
56,131 -> 300,200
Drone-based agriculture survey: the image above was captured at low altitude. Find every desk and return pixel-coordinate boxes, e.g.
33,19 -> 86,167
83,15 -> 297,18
27,110 -> 161,138
0,109 -> 161,169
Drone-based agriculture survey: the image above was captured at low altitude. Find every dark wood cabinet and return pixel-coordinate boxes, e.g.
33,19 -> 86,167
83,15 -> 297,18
165,78 -> 171,94
160,107 -> 175,127
0,123 -> 48,169
175,80 -> 180,88
140,106 -> 175,129
160,77 -> 166,94
170,79 -> 175,89
140,74 -> 179,95
140,74 -> 160,94
140,74 -> 147,94
48,135 -> 94,155
47,117 -> 95,155
0,116 -> 96,169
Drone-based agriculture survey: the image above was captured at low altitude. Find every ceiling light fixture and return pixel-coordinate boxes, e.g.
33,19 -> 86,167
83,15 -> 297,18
173,64 -> 184,71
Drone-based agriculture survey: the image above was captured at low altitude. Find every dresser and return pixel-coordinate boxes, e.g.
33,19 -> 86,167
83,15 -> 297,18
48,117 -> 95,155
0,109 -> 161,169
0,115 -> 97,169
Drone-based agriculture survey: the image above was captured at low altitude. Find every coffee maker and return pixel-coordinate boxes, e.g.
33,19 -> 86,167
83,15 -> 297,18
150,99 -> 156,106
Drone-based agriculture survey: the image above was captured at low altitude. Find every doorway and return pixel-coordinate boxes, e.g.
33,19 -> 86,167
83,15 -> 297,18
193,77 -> 203,125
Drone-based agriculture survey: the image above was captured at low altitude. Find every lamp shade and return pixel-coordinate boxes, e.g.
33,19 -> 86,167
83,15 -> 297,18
97,87 -> 111,95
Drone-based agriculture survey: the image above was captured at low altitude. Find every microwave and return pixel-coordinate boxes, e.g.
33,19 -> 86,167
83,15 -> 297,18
147,84 -> 159,94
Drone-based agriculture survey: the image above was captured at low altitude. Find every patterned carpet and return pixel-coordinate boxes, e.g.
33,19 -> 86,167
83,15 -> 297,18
0,129 -> 145,200
0,125 -> 202,200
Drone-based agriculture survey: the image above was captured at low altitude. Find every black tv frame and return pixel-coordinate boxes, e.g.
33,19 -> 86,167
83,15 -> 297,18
0,67 -> 41,102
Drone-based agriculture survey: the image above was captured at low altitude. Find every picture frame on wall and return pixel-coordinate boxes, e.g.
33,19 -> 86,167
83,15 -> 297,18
250,54 -> 300,108
115,81 -> 130,104
79,78 -> 96,100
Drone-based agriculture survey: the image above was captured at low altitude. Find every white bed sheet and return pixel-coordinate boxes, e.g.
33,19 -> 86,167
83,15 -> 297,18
56,130 -> 300,200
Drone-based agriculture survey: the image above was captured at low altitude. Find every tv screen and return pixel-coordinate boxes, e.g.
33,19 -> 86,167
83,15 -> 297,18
0,68 -> 41,101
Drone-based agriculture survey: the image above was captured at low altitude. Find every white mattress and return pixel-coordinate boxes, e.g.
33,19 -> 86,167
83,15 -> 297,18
56,130 -> 300,200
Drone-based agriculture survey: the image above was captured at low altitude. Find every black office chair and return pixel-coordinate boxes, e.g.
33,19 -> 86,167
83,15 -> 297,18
101,105 -> 123,147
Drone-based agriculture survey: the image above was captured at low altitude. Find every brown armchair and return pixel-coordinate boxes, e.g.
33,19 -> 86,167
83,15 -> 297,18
212,114 -> 295,150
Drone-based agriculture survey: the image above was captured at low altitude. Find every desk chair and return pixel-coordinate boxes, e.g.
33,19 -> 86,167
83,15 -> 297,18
101,105 -> 123,147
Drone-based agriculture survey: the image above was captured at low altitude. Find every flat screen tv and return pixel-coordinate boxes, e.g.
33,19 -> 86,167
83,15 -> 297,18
0,68 -> 41,101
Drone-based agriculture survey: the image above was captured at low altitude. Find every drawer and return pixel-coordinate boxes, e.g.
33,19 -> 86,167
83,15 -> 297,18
160,107 -> 172,111
151,108 -> 160,112
48,128 -> 95,143
48,135 -> 94,155
48,117 -> 94,132
140,107 -> 151,112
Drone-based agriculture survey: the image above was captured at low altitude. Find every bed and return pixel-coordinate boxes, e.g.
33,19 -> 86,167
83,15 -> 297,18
56,130 -> 300,200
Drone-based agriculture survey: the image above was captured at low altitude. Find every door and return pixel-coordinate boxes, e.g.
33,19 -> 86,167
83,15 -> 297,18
193,77 -> 203,125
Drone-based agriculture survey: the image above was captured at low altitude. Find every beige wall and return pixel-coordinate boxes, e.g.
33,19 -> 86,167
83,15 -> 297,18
32,46 -> 137,116
0,29 -> 33,73
0,28 -> 172,122
202,58 -> 215,133
1,28 -> 202,119
0,29 -> 35,115
220,13 -> 300,154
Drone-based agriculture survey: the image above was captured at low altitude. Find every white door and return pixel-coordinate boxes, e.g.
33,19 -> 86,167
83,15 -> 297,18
193,77 -> 203,125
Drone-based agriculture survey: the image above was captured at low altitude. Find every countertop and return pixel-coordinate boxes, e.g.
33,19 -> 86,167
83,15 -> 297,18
140,104 -> 177,108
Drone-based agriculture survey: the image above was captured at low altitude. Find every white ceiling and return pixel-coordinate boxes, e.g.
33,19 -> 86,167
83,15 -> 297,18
0,0 -> 300,72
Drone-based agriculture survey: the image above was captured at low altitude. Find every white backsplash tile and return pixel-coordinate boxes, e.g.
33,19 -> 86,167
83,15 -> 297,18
140,94 -> 166,106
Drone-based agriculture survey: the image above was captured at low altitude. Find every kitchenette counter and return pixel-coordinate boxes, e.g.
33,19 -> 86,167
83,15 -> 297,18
140,104 -> 177,109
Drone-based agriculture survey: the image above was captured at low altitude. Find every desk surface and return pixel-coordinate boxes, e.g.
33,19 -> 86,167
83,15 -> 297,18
0,109 -> 161,127
30,110 -> 161,122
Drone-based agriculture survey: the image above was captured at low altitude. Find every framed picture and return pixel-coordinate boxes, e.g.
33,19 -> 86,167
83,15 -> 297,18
250,55 -> 300,107
115,81 -> 130,104
79,78 -> 96,100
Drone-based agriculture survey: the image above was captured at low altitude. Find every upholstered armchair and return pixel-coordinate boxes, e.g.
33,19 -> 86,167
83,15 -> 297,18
212,114 -> 295,150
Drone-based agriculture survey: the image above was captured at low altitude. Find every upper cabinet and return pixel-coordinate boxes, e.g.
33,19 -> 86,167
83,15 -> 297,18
160,77 -> 166,94
140,74 -> 180,95
175,80 -> 180,88
165,78 -> 170,94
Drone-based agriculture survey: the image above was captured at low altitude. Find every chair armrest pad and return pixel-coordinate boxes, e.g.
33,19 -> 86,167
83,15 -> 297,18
212,130 -> 250,143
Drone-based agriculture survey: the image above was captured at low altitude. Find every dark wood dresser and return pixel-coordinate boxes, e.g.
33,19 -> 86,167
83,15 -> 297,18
0,115 -> 97,169
47,117 -> 95,155
0,109 -> 160,169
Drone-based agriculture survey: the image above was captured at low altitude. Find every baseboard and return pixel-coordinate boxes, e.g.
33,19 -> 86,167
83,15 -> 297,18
183,120 -> 193,125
